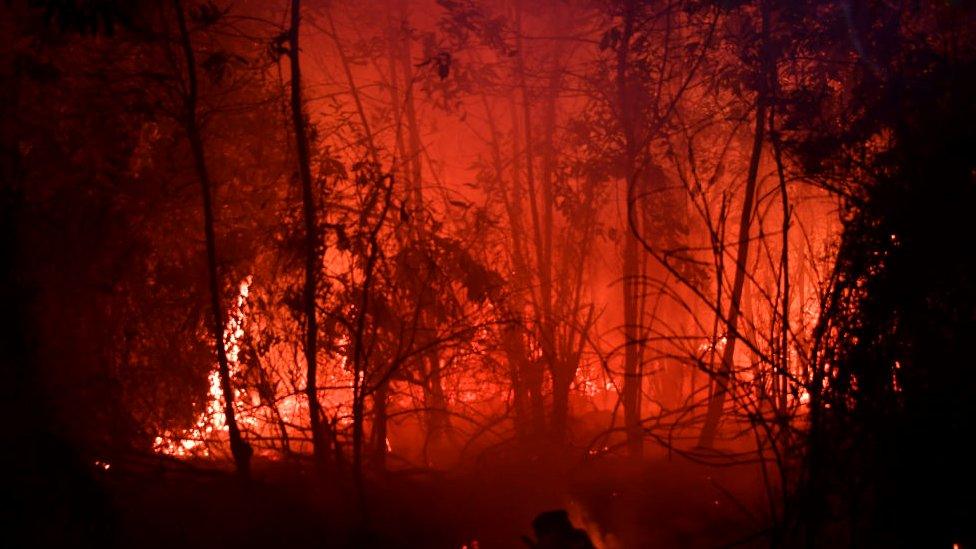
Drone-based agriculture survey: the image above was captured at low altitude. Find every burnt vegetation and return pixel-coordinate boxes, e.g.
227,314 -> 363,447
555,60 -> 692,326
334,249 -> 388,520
2,0 -> 975,547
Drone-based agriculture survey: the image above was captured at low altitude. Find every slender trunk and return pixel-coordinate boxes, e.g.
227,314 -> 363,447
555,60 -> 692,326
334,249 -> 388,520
768,37 -> 791,419
773,128 -> 790,417
623,223 -> 643,456
514,0 -> 555,442
617,1 -> 643,458
507,96 -> 546,437
540,71 -> 564,442
697,88 -> 767,450
288,0 -> 328,465
372,381 -> 388,470
395,20 -> 451,444
422,351 -> 451,461
539,76 -> 555,364
524,355 -> 546,437
351,178 -> 393,497
482,95 -> 533,440
550,367 -> 572,442
551,306 -> 594,443
396,7 -> 424,216
351,247 -> 378,487
502,322 -> 530,439
173,0 -> 251,478
385,16 -> 413,247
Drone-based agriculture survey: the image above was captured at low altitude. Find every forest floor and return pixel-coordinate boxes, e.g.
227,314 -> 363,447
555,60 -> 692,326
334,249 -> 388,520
81,450 -> 768,548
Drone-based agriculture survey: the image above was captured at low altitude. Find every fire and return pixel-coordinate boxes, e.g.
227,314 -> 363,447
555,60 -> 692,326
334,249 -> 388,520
153,276 -> 254,457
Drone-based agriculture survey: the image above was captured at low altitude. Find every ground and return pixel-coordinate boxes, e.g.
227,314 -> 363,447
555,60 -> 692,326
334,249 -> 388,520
80,451 -> 767,548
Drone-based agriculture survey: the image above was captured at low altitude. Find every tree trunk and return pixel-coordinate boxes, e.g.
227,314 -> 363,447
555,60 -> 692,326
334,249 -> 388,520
617,0 -> 644,458
506,96 -> 546,438
395,2 -> 424,217
173,0 -> 251,478
389,6 -> 455,453
482,78 -> 547,442
501,321 -> 531,439
422,351 -> 451,462
697,92 -> 767,449
288,0 -> 329,466
514,0 -> 557,444
371,381 -> 388,470
550,366 -> 573,443
351,179 -> 392,497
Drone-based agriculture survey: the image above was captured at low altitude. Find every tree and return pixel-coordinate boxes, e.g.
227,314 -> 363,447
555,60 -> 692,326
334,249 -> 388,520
696,1 -> 769,449
286,0 -> 332,469
172,0 -> 252,478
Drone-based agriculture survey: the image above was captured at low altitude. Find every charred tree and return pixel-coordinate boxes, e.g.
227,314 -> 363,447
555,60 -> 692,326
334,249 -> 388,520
172,0 -> 251,478
287,0 -> 329,467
